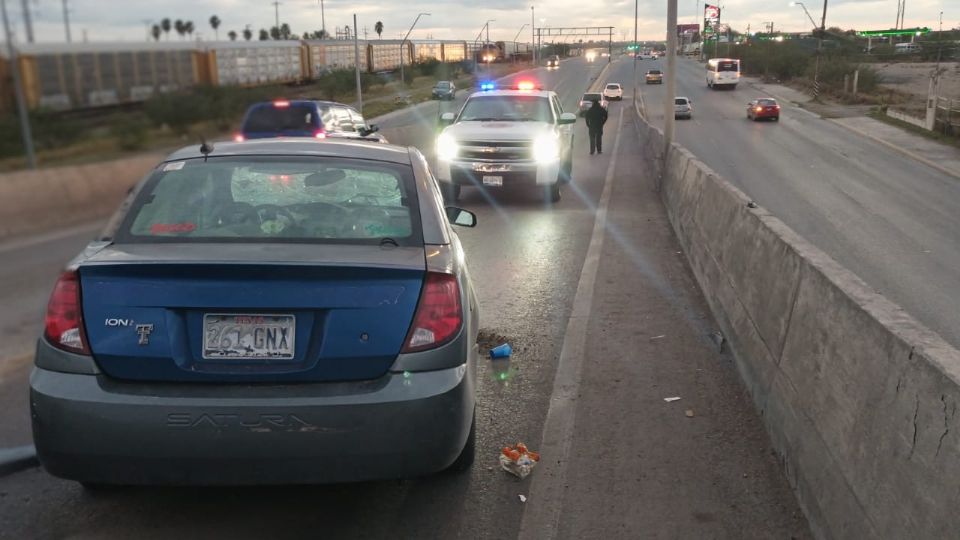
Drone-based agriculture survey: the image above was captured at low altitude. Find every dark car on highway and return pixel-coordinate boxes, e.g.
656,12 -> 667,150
747,98 -> 781,121
432,81 -> 457,100
237,99 -> 385,143
32,138 -> 480,486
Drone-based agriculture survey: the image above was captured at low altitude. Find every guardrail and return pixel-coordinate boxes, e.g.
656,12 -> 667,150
633,100 -> 960,539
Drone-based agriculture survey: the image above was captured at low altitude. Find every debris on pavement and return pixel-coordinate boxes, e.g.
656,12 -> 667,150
685,409 -> 695,418
489,343 -> 512,359
500,442 -> 540,479
709,331 -> 725,353
664,396 -> 682,403
518,495 -> 527,503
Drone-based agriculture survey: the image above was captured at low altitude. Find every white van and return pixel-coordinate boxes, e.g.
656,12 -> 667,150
706,58 -> 741,89
894,43 -> 921,54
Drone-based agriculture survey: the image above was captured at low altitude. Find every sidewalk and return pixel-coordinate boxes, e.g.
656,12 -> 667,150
745,77 -> 960,180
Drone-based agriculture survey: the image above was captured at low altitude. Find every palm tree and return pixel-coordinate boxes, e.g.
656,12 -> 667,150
243,28 -> 253,41
228,30 -> 237,41
209,15 -> 221,40
151,24 -> 162,42
259,29 -> 269,40
185,21 -> 195,39
174,19 -> 185,39
375,21 -> 383,39
279,23 -> 291,39
161,18 -> 171,40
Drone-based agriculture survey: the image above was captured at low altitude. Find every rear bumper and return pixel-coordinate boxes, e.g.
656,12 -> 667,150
435,159 -> 559,187
31,361 -> 475,485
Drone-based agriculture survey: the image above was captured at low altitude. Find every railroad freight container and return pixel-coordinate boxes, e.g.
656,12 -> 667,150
440,41 -> 467,62
1,42 -> 199,111
412,41 -> 443,62
303,40 -> 369,77
368,40 -> 413,72
206,41 -> 304,86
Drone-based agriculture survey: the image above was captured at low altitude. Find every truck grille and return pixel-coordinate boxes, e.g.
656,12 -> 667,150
458,141 -> 532,161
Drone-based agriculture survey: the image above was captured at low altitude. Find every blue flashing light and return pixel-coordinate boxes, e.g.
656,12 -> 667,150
480,82 -> 496,91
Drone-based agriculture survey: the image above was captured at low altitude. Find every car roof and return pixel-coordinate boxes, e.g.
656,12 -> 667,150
606,83 -> 621,86
164,139 -> 411,164
248,99 -> 346,109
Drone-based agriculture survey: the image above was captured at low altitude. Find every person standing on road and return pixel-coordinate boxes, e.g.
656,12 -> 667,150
585,99 -> 608,155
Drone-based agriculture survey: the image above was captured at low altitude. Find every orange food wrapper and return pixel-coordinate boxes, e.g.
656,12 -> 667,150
499,442 -> 540,479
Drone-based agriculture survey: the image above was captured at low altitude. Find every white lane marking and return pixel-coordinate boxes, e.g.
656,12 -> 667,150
517,105 -> 625,540
0,222 -> 102,254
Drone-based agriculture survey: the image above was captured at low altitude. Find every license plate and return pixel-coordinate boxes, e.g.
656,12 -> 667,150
202,313 -> 295,360
483,175 -> 503,186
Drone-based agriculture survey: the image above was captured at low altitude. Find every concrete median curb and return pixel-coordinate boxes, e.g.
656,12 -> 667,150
0,445 -> 38,477
828,118 -> 960,181
633,101 -> 960,539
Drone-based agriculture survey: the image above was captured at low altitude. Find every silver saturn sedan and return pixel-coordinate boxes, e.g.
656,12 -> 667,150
31,138 -> 480,486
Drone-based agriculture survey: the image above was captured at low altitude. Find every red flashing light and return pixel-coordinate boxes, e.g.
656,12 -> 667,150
233,134 -> 245,142
516,81 -> 536,91
314,130 -> 326,139
273,100 -> 290,108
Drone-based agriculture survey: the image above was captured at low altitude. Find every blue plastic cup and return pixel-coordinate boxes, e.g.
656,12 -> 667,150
489,343 -> 512,359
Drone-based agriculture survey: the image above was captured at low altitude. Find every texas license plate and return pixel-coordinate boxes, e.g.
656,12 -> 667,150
202,314 -> 295,360
483,175 -> 503,186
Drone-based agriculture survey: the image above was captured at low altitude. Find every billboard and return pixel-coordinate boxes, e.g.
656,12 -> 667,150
704,4 -> 720,35
677,23 -> 700,43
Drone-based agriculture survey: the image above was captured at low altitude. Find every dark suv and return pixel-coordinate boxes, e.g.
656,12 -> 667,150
237,100 -> 385,143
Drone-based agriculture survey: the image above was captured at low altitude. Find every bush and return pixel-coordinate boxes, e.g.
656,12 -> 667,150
111,117 -> 149,151
726,41 -> 811,81
145,91 -> 208,134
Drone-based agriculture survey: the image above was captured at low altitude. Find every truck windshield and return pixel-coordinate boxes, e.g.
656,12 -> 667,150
459,95 -> 553,123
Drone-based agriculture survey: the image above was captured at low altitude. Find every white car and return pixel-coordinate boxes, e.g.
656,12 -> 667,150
602,83 -> 623,101
435,82 -> 577,203
674,96 -> 693,119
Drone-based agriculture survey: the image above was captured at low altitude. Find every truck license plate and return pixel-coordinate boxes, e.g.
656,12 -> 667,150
483,175 -> 503,186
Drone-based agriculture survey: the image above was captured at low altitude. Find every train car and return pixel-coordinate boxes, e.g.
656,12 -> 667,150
2,41 -> 200,111
367,39 -> 414,72
303,39 -> 369,78
204,41 -> 304,86
440,41 -> 467,62
411,40 -> 443,63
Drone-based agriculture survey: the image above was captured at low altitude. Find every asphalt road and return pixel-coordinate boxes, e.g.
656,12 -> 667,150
0,56 -> 808,539
623,56 -> 960,348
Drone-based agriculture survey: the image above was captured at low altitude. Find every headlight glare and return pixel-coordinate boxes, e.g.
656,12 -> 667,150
532,134 -> 560,163
437,134 -> 458,161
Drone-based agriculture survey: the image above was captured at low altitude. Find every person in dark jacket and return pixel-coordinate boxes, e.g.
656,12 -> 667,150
584,99 -> 608,155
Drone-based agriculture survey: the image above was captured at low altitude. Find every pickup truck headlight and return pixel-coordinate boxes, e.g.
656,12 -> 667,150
437,133 -> 459,161
532,134 -> 560,163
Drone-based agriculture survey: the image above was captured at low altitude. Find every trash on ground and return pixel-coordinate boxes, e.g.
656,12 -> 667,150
664,396 -> 682,403
489,343 -> 512,359
500,442 -> 540,479
685,409 -> 695,418
709,331 -> 725,353
518,494 -> 527,503
650,335 -> 666,341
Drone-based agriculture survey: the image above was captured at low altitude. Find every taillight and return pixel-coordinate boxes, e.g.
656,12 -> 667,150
755,106 -> 763,112
233,134 -> 245,142
402,273 -> 462,353
314,130 -> 326,139
44,270 -> 90,355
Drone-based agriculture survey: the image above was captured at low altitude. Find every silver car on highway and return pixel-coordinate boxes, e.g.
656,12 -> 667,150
31,139 -> 481,486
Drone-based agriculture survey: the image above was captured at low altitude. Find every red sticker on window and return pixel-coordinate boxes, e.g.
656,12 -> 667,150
150,222 -> 196,234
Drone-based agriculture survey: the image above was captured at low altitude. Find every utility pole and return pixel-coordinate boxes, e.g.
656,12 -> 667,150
353,14 -> 362,113
1,0 -> 37,168
665,0 -> 677,154
633,0 -> 638,108
19,0 -> 32,42
319,0 -> 325,36
812,0 -> 828,100
531,6 -> 536,65
62,0 -> 71,42
272,1 -> 281,29
399,13 -> 429,86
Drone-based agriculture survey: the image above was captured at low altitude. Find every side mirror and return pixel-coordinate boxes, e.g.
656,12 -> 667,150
558,112 -> 577,125
439,112 -> 456,125
359,124 -> 380,137
445,206 -> 477,228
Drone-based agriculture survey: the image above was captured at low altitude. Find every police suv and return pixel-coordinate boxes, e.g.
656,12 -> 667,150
435,81 -> 577,203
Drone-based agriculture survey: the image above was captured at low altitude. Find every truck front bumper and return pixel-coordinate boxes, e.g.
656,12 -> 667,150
435,159 -> 560,187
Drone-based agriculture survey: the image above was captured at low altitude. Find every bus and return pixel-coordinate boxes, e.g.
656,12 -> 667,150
706,58 -> 740,89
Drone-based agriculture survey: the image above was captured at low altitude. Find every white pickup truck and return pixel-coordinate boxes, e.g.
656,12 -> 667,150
434,82 -> 577,203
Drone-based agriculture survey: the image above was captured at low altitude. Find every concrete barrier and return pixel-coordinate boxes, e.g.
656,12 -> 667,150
0,153 -> 163,240
634,112 -> 960,538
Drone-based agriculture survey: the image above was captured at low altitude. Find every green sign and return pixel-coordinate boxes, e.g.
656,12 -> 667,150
856,27 -> 930,37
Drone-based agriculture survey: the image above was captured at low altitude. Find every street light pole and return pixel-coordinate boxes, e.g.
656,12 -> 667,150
19,0 -> 33,42
319,0 -> 326,37
665,0 -> 678,153
399,12 -> 430,86
1,0 -> 36,168
531,6 -> 536,65
633,0 -> 638,109
61,0 -> 71,42
790,2 -> 819,31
